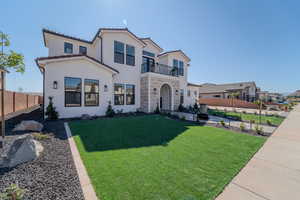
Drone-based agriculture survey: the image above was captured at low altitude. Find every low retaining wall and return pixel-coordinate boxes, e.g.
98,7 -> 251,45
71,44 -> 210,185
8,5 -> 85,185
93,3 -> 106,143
171,112 -> 197,121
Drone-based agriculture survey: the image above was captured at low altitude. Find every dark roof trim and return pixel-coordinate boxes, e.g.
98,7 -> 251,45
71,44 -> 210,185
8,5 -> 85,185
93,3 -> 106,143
43,29 -> 93,46
35,54 -> 119,73
43,27 -> 147,47
139,37 -> 163,52
158,50 -> 191,61
187,83 -> 201,87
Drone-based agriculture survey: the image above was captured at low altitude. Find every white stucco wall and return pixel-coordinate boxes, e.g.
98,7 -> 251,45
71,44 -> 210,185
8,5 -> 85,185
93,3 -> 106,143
101,32 -> 143,111
44,58 -> 114,118
186,85 -> 199,106
45,33 -> 97,58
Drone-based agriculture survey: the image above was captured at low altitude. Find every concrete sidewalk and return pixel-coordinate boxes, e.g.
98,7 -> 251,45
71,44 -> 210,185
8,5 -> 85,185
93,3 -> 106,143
216,104 -> 300,200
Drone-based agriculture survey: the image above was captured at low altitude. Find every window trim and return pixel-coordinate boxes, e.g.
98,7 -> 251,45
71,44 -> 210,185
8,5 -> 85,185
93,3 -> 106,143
64,42 -> 73,54
179,61 -> 184,76
114,83 -> 125,105
64,77 -> 82,107
126,44 -> 135,66
114,40 -> 125,64
126,84 -> 135,105
84,79 -> 99,107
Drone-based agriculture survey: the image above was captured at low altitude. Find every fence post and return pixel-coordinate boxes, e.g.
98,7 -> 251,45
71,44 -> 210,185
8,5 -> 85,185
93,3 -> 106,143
13,92 -> 16,112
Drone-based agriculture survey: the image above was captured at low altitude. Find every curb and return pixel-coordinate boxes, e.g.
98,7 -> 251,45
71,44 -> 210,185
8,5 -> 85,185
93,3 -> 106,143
64,122 -> 98,200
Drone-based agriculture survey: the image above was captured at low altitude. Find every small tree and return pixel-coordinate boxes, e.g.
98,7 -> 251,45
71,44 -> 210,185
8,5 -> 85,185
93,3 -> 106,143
105,101 -> 115,117
45,96 -> 59,120
178,103 -> 184,112
193,102 -> 199,114
0,32 -> 25,73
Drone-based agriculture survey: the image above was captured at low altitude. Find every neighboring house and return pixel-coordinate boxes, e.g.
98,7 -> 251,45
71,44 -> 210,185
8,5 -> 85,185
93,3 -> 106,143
196,82 -> 258,102
36,28 -> 197,118
258,91 -> 285,103
287,90 -> 300,102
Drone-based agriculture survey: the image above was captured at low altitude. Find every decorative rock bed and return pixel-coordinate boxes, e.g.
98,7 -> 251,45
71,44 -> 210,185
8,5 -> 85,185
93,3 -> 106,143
0,109 -> 84,200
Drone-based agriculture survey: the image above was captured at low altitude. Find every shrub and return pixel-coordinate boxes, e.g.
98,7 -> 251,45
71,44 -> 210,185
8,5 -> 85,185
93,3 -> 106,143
45,96 -> 59,120
240,123 -> 245,131
197,113 -> 209,120
105,101 -> 115,117
266,119 -> 272,126
155,103 -> 160,114
0,184 -> 26,200
32,133 -> 51,140
255,125 -> 263,135
178,104 -> 185,112
220,120 -> 226,127
180,116 -> 186,121
242,111 -> 246,114
193,103 -> 199,113
250,119 -> 256,124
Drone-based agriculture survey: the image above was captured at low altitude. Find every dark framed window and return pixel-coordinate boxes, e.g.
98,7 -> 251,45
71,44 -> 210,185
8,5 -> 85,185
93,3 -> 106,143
180,89 -> 184,104
114,41 -> 124,64
194,91 -> 197,96
64,42 -> 73,54
187,90 -> 191,97
114,84 -> 125,105
65,77 -> 81,107
79,46 -> 87,55
126,44 -> 135,66
84,79 -> 99,106
173,59 -> 178,68
142,50 -> 155,57
142,56 -> 155,73
179,61 -> 184,76
126,84 -> 135,105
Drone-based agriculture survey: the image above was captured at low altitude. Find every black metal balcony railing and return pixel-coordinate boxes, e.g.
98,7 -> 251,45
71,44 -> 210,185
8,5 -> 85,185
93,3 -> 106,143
141,63 -> 179,77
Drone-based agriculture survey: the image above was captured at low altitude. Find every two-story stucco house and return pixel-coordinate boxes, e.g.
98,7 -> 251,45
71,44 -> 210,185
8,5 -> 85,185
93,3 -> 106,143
36,28 -> 197,119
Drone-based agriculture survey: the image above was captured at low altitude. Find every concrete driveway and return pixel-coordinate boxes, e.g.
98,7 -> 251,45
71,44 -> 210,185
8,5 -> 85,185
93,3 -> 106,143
216,104 -> 300,200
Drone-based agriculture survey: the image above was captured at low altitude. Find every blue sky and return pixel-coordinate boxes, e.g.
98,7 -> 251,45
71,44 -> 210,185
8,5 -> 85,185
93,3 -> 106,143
1,0 -> 299,93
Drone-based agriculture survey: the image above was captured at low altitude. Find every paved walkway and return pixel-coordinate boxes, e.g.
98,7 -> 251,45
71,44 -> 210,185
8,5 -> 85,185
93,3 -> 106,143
216,104 -> 300,200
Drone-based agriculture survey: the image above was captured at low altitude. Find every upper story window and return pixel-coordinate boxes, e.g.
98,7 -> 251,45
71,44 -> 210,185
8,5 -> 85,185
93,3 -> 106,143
64,42 -> 73,54
114,41 -> 125,64
79,46 -> 87,55
179,61 -> 184,76
142,50 -> 155,58
65,77 -> 81,107
187,90 -> 191,97
126,45 -> 135,66
173,59 -> 178,68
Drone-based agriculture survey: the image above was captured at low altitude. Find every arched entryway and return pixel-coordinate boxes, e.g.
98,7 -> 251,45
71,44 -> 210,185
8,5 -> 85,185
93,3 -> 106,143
160,84 -> 172,111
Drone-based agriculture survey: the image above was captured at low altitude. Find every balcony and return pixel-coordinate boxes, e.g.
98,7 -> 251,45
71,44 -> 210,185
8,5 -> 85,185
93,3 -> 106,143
141,63 -> 179,77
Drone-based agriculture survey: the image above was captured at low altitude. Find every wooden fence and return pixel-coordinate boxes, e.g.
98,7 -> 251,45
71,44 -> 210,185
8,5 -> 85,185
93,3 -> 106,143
0,91 -> 42,116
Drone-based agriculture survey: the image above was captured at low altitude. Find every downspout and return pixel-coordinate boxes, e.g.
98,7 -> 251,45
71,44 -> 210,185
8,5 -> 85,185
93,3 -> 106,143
97,36 -> 103,63
42,67 -> 45,120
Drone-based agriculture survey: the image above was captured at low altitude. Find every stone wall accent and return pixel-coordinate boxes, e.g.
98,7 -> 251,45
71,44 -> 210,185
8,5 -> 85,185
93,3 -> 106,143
140,76 -> 149,112
149,76 -> 180,112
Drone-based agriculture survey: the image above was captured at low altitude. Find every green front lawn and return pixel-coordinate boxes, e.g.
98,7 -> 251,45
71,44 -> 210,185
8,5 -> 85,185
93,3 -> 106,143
70,115 -> 265,200
208,109 -> 284,126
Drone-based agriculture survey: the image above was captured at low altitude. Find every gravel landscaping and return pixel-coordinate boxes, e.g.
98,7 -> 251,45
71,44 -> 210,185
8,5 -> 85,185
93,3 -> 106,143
0,108 -> 84,200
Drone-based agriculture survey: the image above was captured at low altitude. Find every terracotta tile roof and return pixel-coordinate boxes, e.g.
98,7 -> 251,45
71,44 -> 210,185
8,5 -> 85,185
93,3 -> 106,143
199,98 -> 259,109
35,54 -> 119,73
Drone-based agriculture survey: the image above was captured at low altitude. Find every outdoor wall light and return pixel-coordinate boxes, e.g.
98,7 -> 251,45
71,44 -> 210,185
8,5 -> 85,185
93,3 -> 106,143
104,85 -> 108,92
153,88 -> 157,95
53,81 -> 58,89
175,90 -> 179,95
